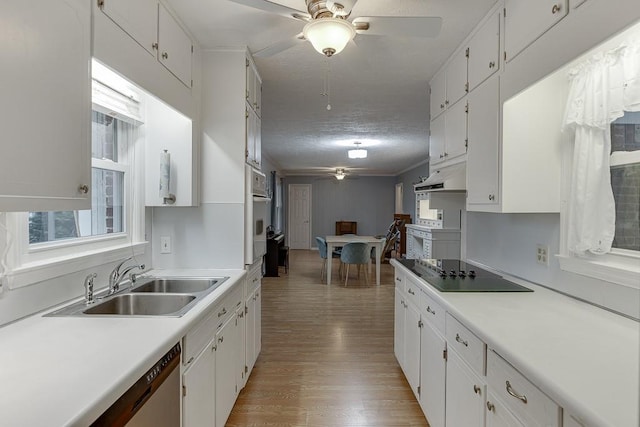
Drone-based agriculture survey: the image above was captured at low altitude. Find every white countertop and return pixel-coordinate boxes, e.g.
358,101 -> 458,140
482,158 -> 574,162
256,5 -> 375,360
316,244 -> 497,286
392,259 -> 640,427
0,268 -> 246,426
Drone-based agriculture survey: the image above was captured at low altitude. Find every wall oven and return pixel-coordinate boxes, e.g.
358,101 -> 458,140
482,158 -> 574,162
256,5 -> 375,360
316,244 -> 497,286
245,165 -> 270,265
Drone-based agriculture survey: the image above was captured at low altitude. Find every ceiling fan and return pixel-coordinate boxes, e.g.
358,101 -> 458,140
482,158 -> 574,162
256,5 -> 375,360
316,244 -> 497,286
228,0 -> 443,58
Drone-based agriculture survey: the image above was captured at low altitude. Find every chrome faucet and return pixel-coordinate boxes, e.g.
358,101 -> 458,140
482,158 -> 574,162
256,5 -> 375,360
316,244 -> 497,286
108,257 -> 145,296
84,273 -> 97,305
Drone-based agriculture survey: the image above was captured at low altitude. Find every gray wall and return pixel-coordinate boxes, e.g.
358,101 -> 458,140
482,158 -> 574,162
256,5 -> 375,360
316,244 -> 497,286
283,175 -> 396,247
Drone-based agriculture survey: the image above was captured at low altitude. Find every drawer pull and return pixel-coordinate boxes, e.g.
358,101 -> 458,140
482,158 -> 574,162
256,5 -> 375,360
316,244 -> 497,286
486,401 -> 495,412
455,333 -> 469,347
506,380 -> 528,404
408,288 -> 415,295
426,306 -> 436,315
218,307 -> 227,317
551,4 -> 562,14
473,385 -> 481,395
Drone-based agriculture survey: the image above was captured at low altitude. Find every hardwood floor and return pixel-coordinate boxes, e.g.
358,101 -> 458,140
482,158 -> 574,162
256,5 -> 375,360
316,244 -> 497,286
226,250 -> 429,427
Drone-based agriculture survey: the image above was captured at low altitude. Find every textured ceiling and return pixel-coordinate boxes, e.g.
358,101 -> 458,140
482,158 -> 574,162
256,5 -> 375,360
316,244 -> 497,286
165,0 -> 498,176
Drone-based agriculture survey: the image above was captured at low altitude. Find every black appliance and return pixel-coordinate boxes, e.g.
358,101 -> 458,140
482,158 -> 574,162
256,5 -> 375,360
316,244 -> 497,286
399,259 -> 532,292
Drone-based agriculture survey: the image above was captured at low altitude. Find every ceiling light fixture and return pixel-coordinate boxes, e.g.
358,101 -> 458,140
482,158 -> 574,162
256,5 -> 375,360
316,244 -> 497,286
303,18 -> 356,57
335,168 -> 346,180
348,142 -> 367,159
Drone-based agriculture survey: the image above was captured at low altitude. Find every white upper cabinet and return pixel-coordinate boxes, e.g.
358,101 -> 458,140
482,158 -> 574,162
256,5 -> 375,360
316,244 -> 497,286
467,75 -> 500,207
246,58 -> 262,117
430,70 -> 447,119
99,0 -> 193,88
158,3 -> 193,87
0,0 -> 91,212
446,48 -> 469,108
100,0 -> 157,56
468,12 -> 501,91
504,0 -> 569,62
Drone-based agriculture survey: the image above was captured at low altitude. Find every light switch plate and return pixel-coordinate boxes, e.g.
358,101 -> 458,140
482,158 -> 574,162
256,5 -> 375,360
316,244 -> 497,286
160,236 -> 171,254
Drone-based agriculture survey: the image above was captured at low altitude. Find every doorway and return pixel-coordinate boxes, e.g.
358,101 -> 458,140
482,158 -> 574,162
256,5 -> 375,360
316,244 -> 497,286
288,184 -> 311,249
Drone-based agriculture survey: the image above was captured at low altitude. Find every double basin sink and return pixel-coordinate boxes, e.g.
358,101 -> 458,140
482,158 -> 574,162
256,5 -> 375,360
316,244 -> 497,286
47,276 -> 229,317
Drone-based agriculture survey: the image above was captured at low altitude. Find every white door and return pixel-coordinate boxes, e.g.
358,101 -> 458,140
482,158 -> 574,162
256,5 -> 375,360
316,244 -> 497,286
288,184 -> 311,249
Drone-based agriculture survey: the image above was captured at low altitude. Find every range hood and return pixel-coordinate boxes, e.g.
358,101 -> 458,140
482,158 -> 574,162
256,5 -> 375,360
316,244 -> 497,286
414,163 -> 466,192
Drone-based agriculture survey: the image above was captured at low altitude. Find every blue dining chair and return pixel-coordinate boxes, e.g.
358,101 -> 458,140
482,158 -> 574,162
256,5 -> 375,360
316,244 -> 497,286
315,237 -> 341,283
340,242 -> 370,287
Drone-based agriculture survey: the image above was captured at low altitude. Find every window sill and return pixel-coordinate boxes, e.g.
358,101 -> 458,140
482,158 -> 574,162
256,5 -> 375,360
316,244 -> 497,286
8,242 -> 148,290
557,252 -> 640,289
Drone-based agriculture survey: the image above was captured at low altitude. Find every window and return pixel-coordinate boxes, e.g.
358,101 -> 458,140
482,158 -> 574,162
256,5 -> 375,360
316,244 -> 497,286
29,111 -> 132,245
610,112 -> 640,252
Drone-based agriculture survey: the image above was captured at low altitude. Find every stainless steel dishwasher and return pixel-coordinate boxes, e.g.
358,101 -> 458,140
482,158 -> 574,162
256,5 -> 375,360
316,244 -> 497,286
91,343 -> 181,427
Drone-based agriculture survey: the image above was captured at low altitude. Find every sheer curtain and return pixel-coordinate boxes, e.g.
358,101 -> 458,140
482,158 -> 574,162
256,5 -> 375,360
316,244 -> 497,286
563,39 -> 640,255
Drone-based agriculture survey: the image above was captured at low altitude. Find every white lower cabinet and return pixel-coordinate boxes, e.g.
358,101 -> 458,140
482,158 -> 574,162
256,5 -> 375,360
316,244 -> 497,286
419,321 -> 446,427
486,390 -> 525,427
445,349 -> 486,427
245,284 -> 262,379
215,314 -> 239,427
394,287 -> 406,366
404,299 -> 421,397
182,338 -> 216,427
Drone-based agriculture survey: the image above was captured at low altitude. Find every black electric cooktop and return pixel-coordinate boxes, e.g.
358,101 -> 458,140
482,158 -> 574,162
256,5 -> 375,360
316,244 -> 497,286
399,259 -> 533,293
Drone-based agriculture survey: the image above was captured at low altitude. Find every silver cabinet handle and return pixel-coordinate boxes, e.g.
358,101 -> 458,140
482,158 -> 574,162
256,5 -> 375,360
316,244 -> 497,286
162,52 -> 169,59
408,288 -> 415,295
78,184 -> 89,194
426,306 -> 436,315
218,336 -> 224,343
218,307 -> 227,317
152,42 -> 158,50
455,333 -> 468,347
552,4 -> 562,14
489,61 -> 496,68
486,401 -> 495,412
506,381 -> 528,404
473,385 -> 481,394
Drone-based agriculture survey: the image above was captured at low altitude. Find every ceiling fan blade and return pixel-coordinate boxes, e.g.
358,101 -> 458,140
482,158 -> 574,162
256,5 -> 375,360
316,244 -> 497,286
253,34 -> 306,58
352,16 -> 442,38
227,0 -> 310,21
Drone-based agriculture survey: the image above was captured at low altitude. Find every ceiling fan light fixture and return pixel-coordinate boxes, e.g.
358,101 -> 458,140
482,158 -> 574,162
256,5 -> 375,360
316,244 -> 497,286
303,18 -> 356,57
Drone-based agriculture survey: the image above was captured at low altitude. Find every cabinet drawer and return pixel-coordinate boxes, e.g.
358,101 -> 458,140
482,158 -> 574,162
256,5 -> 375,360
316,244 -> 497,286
404,276 -> 421,308
487,350 -> 560,427
445,313 -> 486,375
394,270 -> 405,293
419,290 -> 445,335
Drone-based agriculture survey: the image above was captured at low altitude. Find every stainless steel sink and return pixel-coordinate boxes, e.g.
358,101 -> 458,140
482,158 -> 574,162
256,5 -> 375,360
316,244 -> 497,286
45,275 -> 229,317
131,277 -> 224,294
83,294 -> 197,316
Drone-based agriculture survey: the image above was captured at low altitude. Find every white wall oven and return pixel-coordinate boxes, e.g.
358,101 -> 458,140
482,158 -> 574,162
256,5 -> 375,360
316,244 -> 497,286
245,166 -> 270,265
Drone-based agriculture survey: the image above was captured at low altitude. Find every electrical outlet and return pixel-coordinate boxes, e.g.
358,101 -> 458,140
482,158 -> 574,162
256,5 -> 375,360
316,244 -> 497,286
536,244 -> 549,266
160,236 -> 171,254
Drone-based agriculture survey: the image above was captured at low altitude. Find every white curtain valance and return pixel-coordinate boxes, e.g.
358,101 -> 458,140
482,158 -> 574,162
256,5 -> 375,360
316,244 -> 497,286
563,39 -> 640,255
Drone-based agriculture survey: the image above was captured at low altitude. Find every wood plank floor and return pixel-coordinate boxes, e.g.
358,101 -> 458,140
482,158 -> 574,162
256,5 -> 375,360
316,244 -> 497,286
226,249 -> 429,427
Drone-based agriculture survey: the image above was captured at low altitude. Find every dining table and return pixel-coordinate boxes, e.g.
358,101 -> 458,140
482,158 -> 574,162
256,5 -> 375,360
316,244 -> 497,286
325,235 -> 385,286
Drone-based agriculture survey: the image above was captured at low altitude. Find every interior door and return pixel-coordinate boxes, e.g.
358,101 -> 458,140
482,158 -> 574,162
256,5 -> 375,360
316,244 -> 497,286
288,184 -> 311,249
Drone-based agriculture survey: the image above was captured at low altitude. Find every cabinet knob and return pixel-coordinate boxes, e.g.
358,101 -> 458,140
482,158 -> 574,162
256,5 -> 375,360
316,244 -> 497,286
486,401 -> 495,412
440,103 -> 445,109
552,4 -> 562,13
473,385 -> 481,395
162,52 -> 169,59
445,100 -> 450,105
78,184 -> 89,194
152,42 -> 158,50
488,194 -> 495,201
489,61 -> 496,68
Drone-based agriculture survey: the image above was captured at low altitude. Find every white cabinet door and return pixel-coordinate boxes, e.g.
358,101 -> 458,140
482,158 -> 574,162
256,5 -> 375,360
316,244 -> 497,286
430,70 -> 447,120
100,0 -> 157,56
504,0 -> 568,62
445,350 -> 486,427
394,287 -> 406,367
429,114 -> 446,166
246,108 -> 260,167
182,340 -> 216,427
419,323 -> 446,427
444,99 -> 468,162
236,307 -> 246,391
158,3 -> 193,87
404,302 -> 421,398
0,0 -> 91,212
215,315 -> 238,427
254,114 -> 262,168
468,12 -> 500,91
467,75 -> 500,207
446,49 -> 469,108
